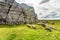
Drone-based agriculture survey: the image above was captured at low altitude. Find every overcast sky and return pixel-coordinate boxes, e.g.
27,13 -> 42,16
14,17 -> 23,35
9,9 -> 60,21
15,0 -> 60,20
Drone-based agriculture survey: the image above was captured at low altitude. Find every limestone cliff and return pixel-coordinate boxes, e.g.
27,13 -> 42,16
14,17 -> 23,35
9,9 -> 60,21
0,0 -> 38,24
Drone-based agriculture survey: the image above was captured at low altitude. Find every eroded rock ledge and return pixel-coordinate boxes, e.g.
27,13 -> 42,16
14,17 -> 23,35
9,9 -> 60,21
0,0 -> 38,24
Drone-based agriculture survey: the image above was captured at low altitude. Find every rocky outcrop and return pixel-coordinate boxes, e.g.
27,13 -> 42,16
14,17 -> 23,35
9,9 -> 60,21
0,0 -> 38,24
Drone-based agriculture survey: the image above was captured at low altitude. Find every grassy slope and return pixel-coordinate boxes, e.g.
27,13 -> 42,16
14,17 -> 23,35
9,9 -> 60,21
0,20 -> 60,40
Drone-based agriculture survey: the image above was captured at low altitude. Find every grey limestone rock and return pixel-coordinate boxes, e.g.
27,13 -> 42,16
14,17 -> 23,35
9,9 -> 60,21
0,0 -> 38,24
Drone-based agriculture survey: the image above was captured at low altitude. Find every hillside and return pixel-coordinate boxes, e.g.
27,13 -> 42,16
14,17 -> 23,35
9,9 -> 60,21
0,20 -> 60,40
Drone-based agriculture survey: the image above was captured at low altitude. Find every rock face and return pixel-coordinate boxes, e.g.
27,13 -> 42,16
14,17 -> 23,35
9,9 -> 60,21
0,0 -> 38,24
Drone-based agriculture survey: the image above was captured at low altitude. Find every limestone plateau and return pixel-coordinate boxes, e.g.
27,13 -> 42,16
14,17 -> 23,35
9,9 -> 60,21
0,0 -> 38,24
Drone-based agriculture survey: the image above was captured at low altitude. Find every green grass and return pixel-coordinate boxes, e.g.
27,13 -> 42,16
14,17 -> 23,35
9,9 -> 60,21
0,20 -> 60,40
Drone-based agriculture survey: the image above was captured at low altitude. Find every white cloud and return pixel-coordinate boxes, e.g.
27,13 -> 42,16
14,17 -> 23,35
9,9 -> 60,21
15,0 -> 60,20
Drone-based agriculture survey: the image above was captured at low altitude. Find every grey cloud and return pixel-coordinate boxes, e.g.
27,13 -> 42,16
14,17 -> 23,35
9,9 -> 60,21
40,0 -> 49,4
